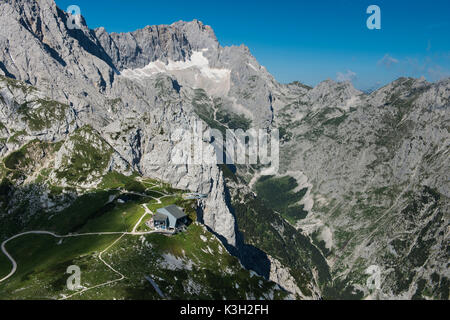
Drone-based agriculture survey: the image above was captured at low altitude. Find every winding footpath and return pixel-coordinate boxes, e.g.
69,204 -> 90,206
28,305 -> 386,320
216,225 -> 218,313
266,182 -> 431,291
0,186 -> 176,299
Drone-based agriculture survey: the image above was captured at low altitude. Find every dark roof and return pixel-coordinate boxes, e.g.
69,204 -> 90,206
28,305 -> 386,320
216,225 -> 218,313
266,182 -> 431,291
157,205 -> 186,220
153,212 -> 168,222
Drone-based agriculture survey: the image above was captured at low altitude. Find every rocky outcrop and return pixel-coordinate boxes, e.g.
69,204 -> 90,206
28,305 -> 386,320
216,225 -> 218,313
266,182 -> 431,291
268,255 -> 318,300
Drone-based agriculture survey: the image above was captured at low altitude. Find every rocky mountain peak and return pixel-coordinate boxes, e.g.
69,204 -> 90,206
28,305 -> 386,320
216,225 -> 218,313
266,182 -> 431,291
301,79 -> 364,111
94,19 -> 220,71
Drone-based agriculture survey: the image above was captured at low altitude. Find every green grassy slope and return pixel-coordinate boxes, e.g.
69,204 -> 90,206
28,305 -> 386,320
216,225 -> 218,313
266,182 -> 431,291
0,177 -> 286,300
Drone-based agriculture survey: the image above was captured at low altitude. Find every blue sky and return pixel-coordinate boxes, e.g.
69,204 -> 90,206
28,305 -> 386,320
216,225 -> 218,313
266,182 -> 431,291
55,0 -> 450,90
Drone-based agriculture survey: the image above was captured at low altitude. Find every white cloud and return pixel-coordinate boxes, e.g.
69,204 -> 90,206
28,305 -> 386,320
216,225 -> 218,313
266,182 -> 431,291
378,54 -> 399,69
390,54 -> 450,82
427,66 -> 450,81
336,70 -> 357,82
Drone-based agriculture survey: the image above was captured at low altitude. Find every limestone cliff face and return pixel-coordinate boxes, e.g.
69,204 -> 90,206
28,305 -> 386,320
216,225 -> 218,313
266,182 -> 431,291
0,75 -> 78,157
